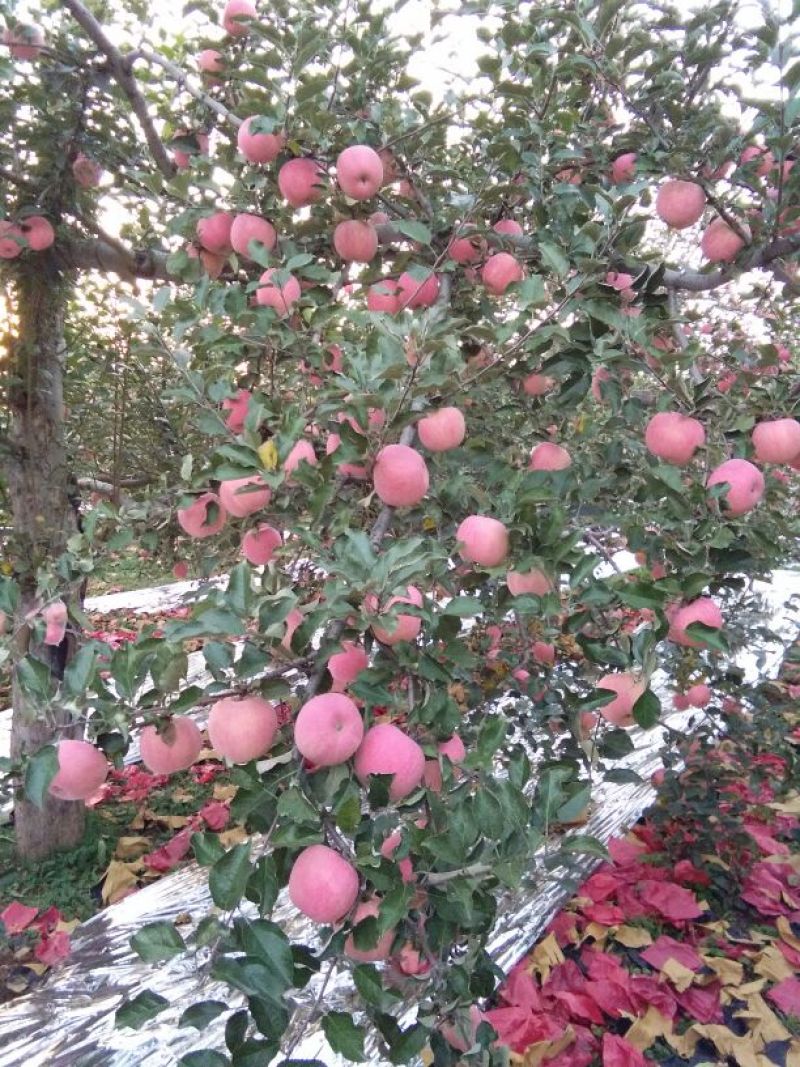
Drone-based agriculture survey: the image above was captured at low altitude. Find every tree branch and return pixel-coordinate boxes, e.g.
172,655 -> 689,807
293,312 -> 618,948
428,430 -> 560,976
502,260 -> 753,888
662,233 -> 800,292
56,236 -> 172,281
60,0 -> 175,179
136,48 -> 243,129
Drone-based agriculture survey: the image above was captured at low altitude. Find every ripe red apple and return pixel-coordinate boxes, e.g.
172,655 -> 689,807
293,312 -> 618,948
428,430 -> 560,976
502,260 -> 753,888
668,597 -> 723,647
366,586 -> 423,645
196,211 -> 234,255
2,23 -> 45,60
397,269 -> 440,309
597,672 -> 646,727
72,153 -> 102,188
344,897 -> 395,962
288,844 -> 359,923
529,442 -> 571,470
327,641 -> 368,691
700,217 -> 748,262
237,116 -> 284,164
140,717 -> 203,775
367,280 -> 401,313
241,524 -> 282,565
686,683 -> 712,708
197,49 -> 224,74
522,373 -> 554,397
482,252 -> 523,295
611,152 -> 637,183
222,388 -> 251,433
372,444 -> 429,506
650,768 -> 665,788
507,569 -> 552,597
283,438 -> 318,476
381,830 -> 414,882
752,418 -> 800,463
20,215 -> 54,251
355,723 -> 425,801
0,221 -> 23,258
256,268 -> 301,315
294,693 -> 364,766
207,695 -> 278,763
655,180 -> 706,229
219,475 -> 271,517
456,515 -> 509,567
230,213 -> 277,259
417,407 -> 466,451
644,411 -> 705,465
424,733 -> 466,792
177,493 -> 227,538
49,740 -> 108,801
172,561 -> 189,580
448,227 -> 484,263
493,219 -> 523,236
278,158 -> 326,207
42,600 -> 68,646
740,144 -> 775,177
332,219 -> 378,262
222,0 -> 256,36
707,458 -> 765,515
336,145 -> 384,200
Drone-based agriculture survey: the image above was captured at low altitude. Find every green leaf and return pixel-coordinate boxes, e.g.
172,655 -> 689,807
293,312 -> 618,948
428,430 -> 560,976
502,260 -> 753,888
130,921 -> 186,962
395,220 -> 432,244
633,689 -> 661,729
61,645 -> 97,697
177,1053 -> 230,1067
442,597 -> 483,617
598,728 -> 635,759
192,831 -> 226,866
233,919 -> 294,990
684,622 -> 729,652
322,1011 -> 366,1061
537,240 -> 569,276
24,745 -> 58,809
352,964 -> 399,1009
179,1000 -> 228,1030
115,989 -> 169,1029
559,834 -> 609,859
210,842 -> 252,910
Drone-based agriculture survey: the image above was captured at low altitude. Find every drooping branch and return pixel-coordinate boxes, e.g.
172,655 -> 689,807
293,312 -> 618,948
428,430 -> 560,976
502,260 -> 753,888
136,48 -> 243,129
60,0 -> 175,179
661,232 -> 800,293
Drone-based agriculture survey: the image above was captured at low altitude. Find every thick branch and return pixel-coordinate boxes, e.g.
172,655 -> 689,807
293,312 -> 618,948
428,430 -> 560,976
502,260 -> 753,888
56,236 -> 172,281
61,0 -> 174,179
662,233 -> 800,292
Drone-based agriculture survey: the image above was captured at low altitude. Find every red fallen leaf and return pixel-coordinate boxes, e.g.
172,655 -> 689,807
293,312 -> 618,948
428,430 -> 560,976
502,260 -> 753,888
30,906 -> 63,935
190,761 -> 224,785
33,930 -> 71,966
776,939 -> 800,969
607,836 -> 648,867
199,800 -> 230,831
502,966 -> 545,1010
482,1007 -> 564,1053
614,886 -> 650,920
550,990 -> 606,1025
543,959 -> 586,995
641,934 -> 703,972
637,879 -> 703,921
672,859 -> 711,886
743,819 -> 790,856
582,869 -> 621,902
675,981 -> 722,1024
583,980 -> 636,1018
0,901 -> 38,934
547,911 -> 581,947
602,1032 -> 646,1067
543,1023 -> 598,1067
582,902 -> 627,925
582,948 -> 633,988
767,977 -> 800,1016
628,975 -> 678,1019
143,828 -> 192,872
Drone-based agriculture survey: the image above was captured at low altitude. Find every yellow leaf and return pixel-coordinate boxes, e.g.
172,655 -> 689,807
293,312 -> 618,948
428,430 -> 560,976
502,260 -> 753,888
753,944 -> 795,983
518,1026 -> 575,1066
218,826 -> 248,848
526,933 -> 564,982
579,922 -> 609,948
624,1006 -> 672,1051
114,835 -> 152,860
661,957 -> 697,992
101,860 -> 140,904
702,954 -> 744,987
614,925 -> 653,948
258,440 -> 278,471
737,993 -> 791,1044
777,915 -> 800,952
690,1024 -> 769,1067
213,783 -> 238,802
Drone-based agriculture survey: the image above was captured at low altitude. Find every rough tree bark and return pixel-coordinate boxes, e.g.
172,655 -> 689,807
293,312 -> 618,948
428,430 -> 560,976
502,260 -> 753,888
7,257 -> 86,860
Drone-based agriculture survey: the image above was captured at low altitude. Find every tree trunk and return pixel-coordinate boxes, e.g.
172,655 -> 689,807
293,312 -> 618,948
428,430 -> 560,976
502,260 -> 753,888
7,257 -> 86,860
